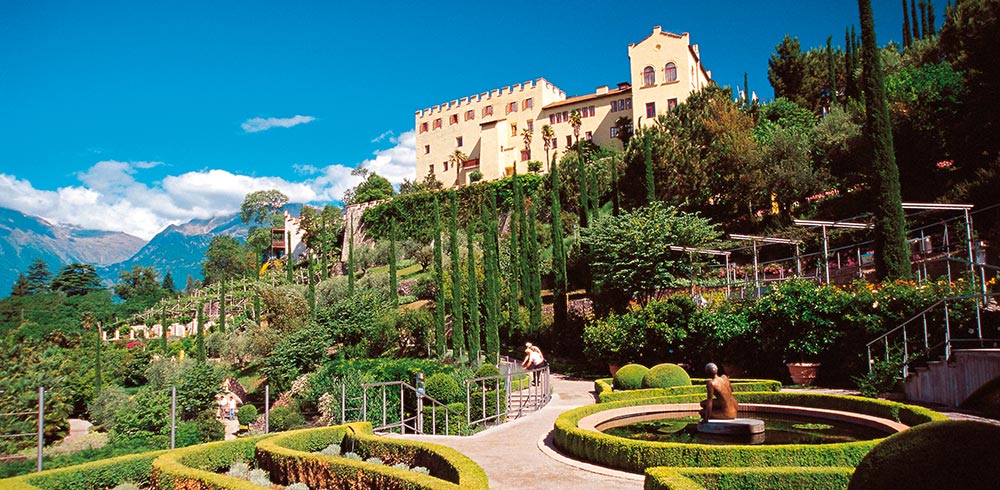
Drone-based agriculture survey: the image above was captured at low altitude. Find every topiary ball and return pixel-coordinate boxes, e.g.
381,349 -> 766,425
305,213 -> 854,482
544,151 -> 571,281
424,373 -> 461,403
612,364 -> 649,391
641,363 -> 692,389
848,420 -> 1000,490
474,364 -> 501,378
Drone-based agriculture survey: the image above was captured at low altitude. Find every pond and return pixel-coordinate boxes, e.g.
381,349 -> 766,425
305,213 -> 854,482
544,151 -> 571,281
602,412 -> 890,445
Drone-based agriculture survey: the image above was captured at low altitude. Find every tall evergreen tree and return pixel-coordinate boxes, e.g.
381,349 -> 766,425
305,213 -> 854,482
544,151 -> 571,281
433,195 -> 446,357
644,132 -> 655,204
550,153 -> 569,331
449,192 -> 465,359
219,279 -> 227,331
465,219 -> 481,368
347,223 -> 356,295
162,270 -> 175,293
920,1 -> 930,39
25,259 -> 52,295
911,0 -> 922,40
94,320 -> 102,393
827,36 -> 838,105
482,191 -> 500,364
927,0 -> 937,37
743,72 -> 751,110
389,218 -> 399,307
160,304 -> 169,351
859,0 -> 912,280
286,231 -> 294,282
253,291 -> 261,324
307,256 -> 316,317
508,175 -> 522,336
903,0 -> 913,47
609,152 -> 621,216
526,198 -> 542,334
195,303 -> 206,363
515,173 -> 531,308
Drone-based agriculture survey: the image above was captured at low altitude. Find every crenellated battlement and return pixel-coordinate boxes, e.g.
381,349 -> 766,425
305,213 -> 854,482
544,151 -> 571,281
415,78 -> 565,118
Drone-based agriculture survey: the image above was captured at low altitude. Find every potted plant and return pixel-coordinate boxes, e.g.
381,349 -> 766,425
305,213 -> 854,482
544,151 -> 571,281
753,280 -> 846,385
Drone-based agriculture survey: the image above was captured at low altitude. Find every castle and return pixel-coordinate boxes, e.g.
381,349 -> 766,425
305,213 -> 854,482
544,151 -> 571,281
414,26 -> 712,187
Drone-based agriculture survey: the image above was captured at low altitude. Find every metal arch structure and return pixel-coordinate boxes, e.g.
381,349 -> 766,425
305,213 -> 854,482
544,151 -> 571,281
792,220 -> 871,285
728,235 -> 803,297
669,246 -> 733,296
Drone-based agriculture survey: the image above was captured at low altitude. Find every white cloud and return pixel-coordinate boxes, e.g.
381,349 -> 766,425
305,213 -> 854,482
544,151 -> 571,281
0,130 -> 418,241
371,130 -> 393,143
241,115 -> 316,133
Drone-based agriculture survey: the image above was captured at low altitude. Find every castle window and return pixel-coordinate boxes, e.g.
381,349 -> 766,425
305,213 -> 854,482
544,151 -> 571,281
429,164 -> 435,174
465,109 -> 475,121
646,102 -> 656,118
483,105 -> 493,117
667,98 -> 678,113
420,122 -> 429,133
585,131 -> 593,140
511,123 -> 517,137
523,98 -> 534,110
433,118 -> 442,129
611,100 -> 619,112
588,106 -> 596,117
450,114 -> 458,125
506,101 -> 518,114
549,114 -> 556,124
566,135 -> 572,146
610,127 -> 619,138
665,62 -> 677,82
444,161 -> 449,171
625,98 -> 632,109
424,144 -> 431,154
456,136 -> 464,147
520,150 -> 530,161
526,119 -> 534,131
643,66 -> 655,86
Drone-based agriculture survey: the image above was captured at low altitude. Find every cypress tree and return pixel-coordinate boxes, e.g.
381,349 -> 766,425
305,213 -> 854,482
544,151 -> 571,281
320,214 -> 329,280
253,291 -> 261,324
286,231 -> 294,283
219,279 -> 227,332
911,0 -> 922,40
433,195 -> 446,357
307,256 -> 316,317
845,27 -> 855,95
550,153 -> 569,331
449,192 -> 465,359
827,36 -> 837,106
94,321 -> 102,393
160,304 -> 169,351
859,0 -> 912,280
508,176 -> 521,336
515,173 -> 531,309
389,218 -> 398,307
609,152 -> 621,216
466,219 -> 481,368
920,1 -> 929,39
526,198 -> 542,334
927,0 -> 936,37
589,165 -> 600,221
483,191 -> 500,364
743,72 -> 750,110
195,303 -> 206,363
644,131 -> 655,204
576,148 -> 589,228
347,222 -> 356,295
902,0 -> 913,48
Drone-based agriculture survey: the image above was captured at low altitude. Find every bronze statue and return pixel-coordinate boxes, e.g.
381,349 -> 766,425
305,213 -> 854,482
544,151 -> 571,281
699,363 -> 738,421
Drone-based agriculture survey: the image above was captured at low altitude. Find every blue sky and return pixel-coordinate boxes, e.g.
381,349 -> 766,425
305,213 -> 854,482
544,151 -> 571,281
0,0 -> 916,239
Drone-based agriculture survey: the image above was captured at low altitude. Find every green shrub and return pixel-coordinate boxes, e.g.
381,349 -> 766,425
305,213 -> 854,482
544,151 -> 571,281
469,390 -> 506,422
87,385 -> 130,431
597,378 -> 782,404
645,466 -> 855,490
425,373 -> 461,404
0,446 -> 172,490
422,402 -> 467,435
848,420 -> 1000,490
473,364 -> 501,378
175,409 -> 225,447
612,364 -> 648,390
642,363 -> 692,389
238,403 -> 259,425
269,405 -> 306,432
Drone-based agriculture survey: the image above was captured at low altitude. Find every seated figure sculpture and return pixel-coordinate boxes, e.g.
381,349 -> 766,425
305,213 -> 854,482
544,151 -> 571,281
699,363 -> 738,421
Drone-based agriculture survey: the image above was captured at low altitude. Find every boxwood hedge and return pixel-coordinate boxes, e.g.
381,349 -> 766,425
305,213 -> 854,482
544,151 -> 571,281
554,391 -> 946,473
594,378 -> 782,404
256,422 -> 488,490
0,448 -> 170,490
645,466 -> 855,490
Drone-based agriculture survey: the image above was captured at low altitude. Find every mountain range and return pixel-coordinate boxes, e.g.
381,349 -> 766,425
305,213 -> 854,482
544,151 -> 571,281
0,207 -> 252,295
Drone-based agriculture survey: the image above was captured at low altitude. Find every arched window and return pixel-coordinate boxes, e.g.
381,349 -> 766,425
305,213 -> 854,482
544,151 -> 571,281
664,62 -> 677,82
642,66 -> 655,86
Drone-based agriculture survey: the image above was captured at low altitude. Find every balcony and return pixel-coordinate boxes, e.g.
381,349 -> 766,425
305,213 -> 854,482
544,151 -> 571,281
462,158 -> 480,169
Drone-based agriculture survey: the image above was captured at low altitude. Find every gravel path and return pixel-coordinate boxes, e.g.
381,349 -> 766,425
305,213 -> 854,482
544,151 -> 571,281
389,374 -> 643,490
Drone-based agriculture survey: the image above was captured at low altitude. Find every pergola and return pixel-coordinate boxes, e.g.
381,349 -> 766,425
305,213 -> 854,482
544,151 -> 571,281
792,219 -> 871,285
670,246 -> 733,296
728,234 -> 802,296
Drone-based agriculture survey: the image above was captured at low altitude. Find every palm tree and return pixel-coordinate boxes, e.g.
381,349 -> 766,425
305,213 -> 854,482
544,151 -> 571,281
521,128 -> 533,169
449,149 -> 468,185
541,124 -> 555,171
569,110 -> 582,144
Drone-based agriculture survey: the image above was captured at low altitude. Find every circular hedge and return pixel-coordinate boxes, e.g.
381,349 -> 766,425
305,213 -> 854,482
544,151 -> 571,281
641,363 -> 691,389
425,373 -> 461,403
848,420 -> 1000,490
612,364 -> 648,391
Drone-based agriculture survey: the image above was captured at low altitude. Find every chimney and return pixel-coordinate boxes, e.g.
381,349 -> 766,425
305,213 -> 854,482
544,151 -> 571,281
692,44 -> 700,57
652,25 -> 662,35
596,85 -> 609,95
617,82 -> 631,90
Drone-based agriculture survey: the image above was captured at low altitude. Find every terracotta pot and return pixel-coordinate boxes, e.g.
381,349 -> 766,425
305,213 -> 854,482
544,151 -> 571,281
608,363 -> 621,376
720,363 -> 746,378
786,362 -> 821,385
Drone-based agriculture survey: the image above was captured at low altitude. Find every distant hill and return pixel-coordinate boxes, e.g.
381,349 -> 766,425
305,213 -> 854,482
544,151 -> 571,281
0,207 -> 146,294
97,213 -> 251,288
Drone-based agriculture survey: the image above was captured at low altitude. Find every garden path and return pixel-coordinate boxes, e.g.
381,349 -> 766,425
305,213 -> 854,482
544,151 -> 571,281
389,374 -> 643,490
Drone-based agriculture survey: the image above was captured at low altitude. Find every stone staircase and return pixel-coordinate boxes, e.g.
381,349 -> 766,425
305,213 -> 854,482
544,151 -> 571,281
904,349 -> 1000,407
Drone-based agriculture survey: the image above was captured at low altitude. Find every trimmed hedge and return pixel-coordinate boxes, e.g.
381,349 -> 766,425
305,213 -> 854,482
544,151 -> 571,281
554,391 -> 947,473
0,448 -> 169,490
256,423 -> 489,490
613,364 -> 649,390
645,466 -> 854,490
151,433 -> 274,490
595,378 -> 782,404
642,364 -> 691,389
